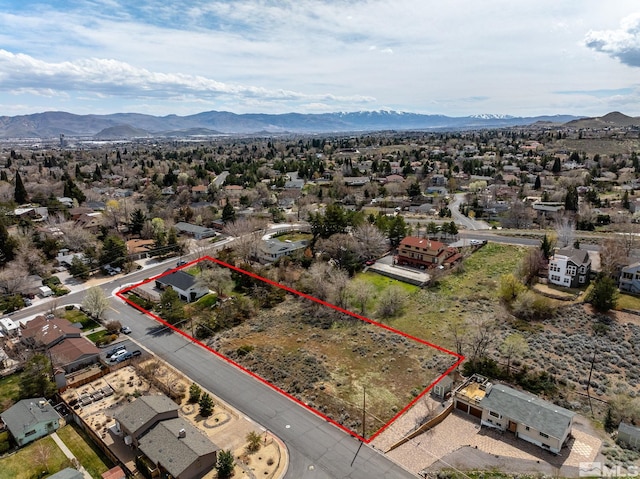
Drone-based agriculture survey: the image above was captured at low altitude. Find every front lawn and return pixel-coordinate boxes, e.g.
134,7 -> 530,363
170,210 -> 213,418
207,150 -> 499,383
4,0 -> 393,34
56,424 -> 112,479
62,309 -> 100,330
0,436 -> 71,479
616,293 -> 640,311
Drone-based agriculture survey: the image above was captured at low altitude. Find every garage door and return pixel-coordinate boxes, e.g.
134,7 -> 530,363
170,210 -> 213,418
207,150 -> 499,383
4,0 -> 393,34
469,406 -> 482,418
455,401 -> 469,414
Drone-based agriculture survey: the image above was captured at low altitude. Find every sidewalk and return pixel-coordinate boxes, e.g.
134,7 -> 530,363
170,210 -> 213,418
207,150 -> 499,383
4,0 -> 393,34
50,431 -> 92,479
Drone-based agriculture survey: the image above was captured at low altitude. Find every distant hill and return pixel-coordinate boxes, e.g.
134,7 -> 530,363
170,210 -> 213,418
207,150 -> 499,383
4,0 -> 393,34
0,110 -> 586,139
565,111 -> 640,128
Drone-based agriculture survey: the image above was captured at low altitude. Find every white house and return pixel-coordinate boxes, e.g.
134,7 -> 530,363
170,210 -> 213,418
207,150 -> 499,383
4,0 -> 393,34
155,270 -> 209,303
258,239 -> 308,263
548,248 -> 591,289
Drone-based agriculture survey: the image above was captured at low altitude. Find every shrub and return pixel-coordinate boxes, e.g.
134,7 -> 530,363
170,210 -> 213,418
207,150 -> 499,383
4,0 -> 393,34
236,345 -> 254,356
512,291 -> 554,320
189,383 -> 202,404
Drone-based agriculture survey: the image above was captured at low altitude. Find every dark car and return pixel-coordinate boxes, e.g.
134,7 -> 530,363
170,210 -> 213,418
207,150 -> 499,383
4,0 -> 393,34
131,350 -> 142,357
105,344 -> 126,358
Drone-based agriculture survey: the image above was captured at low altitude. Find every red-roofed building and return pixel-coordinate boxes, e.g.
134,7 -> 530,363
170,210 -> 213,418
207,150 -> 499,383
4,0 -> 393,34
396,236 -> 461,269
21,316 -> 81,348
49,337 -> 101,373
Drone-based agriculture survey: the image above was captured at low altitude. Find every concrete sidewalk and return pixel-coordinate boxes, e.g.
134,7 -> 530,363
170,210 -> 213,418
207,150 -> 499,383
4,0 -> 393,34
51,431 -> 92,479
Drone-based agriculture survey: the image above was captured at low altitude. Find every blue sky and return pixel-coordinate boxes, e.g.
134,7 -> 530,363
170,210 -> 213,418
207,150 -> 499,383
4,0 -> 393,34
0,0 -> 639,117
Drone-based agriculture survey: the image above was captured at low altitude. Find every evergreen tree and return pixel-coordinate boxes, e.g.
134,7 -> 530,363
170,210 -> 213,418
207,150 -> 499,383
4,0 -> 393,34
0,170 -> 8,182
159,287 -> 185,325
564,185 -> 579,211
387,215 -> 407,248
622,190 -> 630,210
129,208 -> 147,236
69,256 -> 90,280
587,275 -> 618,312
552,157 -> 561,173
0,218 -> 17,265
19,354 -> 56,398
14,171 -> 28,203
216,450 -> 235,478
63,176 -> 86,203
198,392 -> 214,417
92,164 -> 102,181
222,201 -> 236,223
407,181 -> 422,199
533,175 -> 541,190
540,234 -> 554,260
100,235 -> 127,268
189,383 -> 202,404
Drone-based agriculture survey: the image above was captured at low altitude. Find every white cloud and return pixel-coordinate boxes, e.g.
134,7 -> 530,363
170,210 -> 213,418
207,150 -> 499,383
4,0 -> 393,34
585,13 -> 640,67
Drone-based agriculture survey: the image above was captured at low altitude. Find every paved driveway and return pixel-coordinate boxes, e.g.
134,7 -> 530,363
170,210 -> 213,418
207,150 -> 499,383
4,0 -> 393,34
386,411 -> 601,477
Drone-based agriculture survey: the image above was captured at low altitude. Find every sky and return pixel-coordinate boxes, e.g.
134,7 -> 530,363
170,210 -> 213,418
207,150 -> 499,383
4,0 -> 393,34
0,0 -> 639,118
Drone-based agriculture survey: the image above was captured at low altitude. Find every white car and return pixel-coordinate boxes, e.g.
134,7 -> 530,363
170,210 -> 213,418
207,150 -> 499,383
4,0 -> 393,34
109,349 -> 128,363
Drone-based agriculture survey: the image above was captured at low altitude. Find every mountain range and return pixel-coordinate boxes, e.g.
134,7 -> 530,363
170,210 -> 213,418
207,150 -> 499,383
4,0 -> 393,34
0,110 -> 636,139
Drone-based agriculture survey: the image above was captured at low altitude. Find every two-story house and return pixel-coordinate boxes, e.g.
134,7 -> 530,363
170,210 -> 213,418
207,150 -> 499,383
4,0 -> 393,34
396,236 -> 461,269
548,248 -> 591,288
619,262 -> 640,294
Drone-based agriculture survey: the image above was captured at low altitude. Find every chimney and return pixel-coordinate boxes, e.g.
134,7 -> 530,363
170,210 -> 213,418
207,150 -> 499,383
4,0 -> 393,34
178,428 -> 186,438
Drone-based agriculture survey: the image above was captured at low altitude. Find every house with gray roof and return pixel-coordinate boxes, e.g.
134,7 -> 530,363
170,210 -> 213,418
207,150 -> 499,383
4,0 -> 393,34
548,248 -> 591,289
619,262 -> 640,294
113,394 -> 179,445
479,383 -> 575,454
138,417 -> 218,479
258,238 -> 308,263
155,270 -> 208,303
174,222 -> 217,240
0,398 -> 61,446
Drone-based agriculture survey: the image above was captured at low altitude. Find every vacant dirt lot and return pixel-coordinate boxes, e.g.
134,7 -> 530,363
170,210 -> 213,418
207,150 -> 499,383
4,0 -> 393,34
209,297 -> 458,439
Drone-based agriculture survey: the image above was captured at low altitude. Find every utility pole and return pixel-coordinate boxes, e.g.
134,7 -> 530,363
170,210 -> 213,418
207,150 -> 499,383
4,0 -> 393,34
586,347 -> 597,416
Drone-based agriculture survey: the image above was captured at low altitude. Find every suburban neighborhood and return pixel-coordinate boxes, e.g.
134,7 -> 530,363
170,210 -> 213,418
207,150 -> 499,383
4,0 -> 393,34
2,112 -> 640,479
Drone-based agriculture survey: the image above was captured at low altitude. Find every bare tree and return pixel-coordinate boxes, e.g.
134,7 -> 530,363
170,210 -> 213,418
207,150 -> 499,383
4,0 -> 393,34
328,268 -> 350,309
377,286 -> 407,318
353,223 -> 388,259
0,263 -> 29,294
197,265 -> 234,297
465,314 -> 496,366
516,248 -> 545,285
82,286 -> 110,320
555,217 -> 575,248
33,441 -> 53,472
223,217 -> 267,262
599,237 -> 628,278
447,316 -> 468,359
499,333 -> 528,376
301,262 -> 332,301
58,223 -> 98,252
347,279 -> 375,315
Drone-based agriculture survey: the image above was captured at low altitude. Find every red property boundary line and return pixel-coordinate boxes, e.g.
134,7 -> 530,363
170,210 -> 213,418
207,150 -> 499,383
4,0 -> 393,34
116,256 -> 464,443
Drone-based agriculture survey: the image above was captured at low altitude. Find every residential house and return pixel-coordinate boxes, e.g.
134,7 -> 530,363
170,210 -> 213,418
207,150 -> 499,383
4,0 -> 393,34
47,468 -> 84,479
191,184 -> 208,199
619,262 -> 640,294
343,176 -> 370,186
138,417 -> 218,479
174,222 -> 217,240
396,236 -> 461,269
126,239 -> 156,260
0,398 -> 61,446
384,174 -> 404,184
618,422 -> 640,449
258,239 -> 308,263
155,270 -> 208,302
113,394 -> 179,445
548,248 -> 591,288
113,395 -> 218,479
74,212 -> 103,234
0,317 -> 20,338
479,383 -> 575,454
56,249 -> 86,268
430,174 -> 448,187
21,315 -> 100,373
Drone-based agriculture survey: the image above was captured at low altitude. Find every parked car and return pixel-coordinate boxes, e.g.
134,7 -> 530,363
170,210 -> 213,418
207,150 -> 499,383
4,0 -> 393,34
106,344 -> 126,359
177,260 -> 187,266
120,326 -> 132,334
131,350 -> 142,357
109,349 -> 128,363
117,351 -> 133,362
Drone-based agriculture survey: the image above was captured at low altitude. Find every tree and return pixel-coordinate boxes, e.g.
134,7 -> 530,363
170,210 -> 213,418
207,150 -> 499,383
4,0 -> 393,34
516,248 -> 545,286
19,354 -> 56,398
129,208 -> 147,236
552,157 -> 561,173
216,450 -> 235,478
69,256 -> 90,280
100,235 -> 127,268
407,181 -> 422,199
622,190 -> 630,210
246,431 -> 262,453
348,279 -> 375,315
587,275 -> 618,312
221,201 -> 236,223
533,175 -> 541,190
14,171 -> 28,203
555,218 -> 575,248
599,237 -> 628,278
377,286 -> 407,318
498,273 -> 525,302
352,223 -> 388,259
159,287 -> 185,325
197,266 -> 233,297
82,286 -> 110,320
199,392 -> 214,417
540,234 -> 554,261
189,383 -> 202,404
500,333 -> 528,376
564,185 -> 579,212
63,176 -> 86,203
387,215 -> 407,248
308,203 -> 349,240
104,320 -> 122,334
